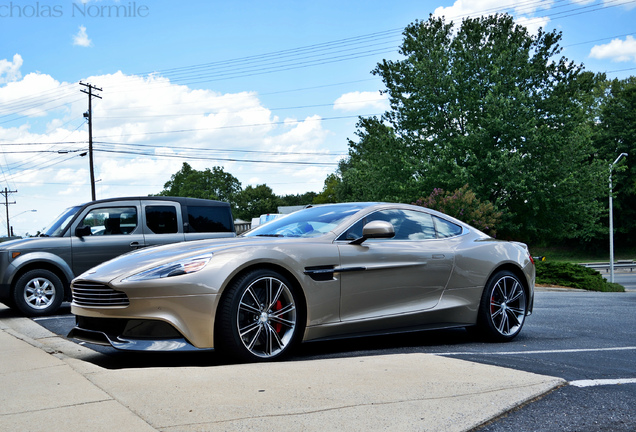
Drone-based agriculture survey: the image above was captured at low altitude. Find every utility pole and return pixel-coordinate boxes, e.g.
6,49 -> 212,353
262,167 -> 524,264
1,188 -> 17,238
80,82 -> 102,201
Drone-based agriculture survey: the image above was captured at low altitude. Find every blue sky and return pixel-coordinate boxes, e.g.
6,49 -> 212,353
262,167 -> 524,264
1,0 -> 635,235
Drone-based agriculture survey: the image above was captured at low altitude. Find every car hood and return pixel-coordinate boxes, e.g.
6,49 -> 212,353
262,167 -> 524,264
74,235 -> 329,283
0,236 -> 56,250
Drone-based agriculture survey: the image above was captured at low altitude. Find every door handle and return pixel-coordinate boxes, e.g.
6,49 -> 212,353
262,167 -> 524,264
130,241 -> 143,249
432,254 -> 445,259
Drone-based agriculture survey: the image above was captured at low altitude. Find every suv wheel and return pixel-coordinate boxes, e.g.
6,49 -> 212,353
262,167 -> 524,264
12,269 -> 64,317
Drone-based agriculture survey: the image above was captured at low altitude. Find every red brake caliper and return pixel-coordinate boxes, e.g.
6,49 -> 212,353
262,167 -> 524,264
274,300 -> 283,333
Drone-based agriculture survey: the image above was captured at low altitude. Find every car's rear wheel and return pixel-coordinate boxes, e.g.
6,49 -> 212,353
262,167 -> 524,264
12,269 -> 64,317
216,269 -> 303,362
473,270 -> 527,342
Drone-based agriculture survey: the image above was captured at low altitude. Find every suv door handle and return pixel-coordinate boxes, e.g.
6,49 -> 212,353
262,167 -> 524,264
130,241 -> 143,249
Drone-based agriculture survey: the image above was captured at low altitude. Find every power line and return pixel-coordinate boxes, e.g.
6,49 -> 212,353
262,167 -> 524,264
92,113 -> 381,140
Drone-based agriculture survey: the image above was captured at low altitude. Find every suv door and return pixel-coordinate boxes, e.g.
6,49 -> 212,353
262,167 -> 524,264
141,200 -> 185,247
70,201 -> 145,276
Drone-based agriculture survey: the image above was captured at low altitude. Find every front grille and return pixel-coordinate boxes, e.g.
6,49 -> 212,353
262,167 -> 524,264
72,281 -> 130,307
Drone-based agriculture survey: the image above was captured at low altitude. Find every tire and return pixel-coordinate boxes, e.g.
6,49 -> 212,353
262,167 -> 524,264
473,270 -> 527,342
12,269 -> 64,317
216,269 -> 304,362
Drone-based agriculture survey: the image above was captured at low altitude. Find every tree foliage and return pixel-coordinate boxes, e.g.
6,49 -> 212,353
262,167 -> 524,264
234,184 -> 280,221
336,14 -> 607,243
156,162 -> 242,213
414,185 -> 502,237
593,77 -> 636,246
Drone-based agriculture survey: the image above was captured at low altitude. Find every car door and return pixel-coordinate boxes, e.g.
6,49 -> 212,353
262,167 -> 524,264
336,208 -> 455,322
141,200 -> 185,247
70,201 -> 145,276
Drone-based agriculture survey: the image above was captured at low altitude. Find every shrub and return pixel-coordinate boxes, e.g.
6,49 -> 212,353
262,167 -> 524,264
414,185 -> 502,237
535,261 -> 625,292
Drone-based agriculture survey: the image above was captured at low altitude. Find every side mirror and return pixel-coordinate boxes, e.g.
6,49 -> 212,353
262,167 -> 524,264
349,220 -> 395,245
75,225 -> 92,238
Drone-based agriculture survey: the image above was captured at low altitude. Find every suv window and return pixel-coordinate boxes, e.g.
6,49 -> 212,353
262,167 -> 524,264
81,207 -> 138,235
187,205 -> 233,233
146,205 -> 178,234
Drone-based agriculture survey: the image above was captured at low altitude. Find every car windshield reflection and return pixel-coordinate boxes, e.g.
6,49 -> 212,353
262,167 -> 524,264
243,204 -> 368,238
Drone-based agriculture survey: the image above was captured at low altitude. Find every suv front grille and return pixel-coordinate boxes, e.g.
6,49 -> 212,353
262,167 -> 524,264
72,281 -> 130,307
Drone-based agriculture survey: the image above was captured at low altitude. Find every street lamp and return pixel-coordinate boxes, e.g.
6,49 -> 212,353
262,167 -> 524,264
8,209 -> 37,238
609,152 -> 628,283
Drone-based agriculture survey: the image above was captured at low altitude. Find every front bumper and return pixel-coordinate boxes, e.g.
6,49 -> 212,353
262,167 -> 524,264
67,316 -> 212,351
70,282 -> 219,349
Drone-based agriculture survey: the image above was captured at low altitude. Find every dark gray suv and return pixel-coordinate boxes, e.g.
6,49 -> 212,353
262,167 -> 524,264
0,196 -> 236,316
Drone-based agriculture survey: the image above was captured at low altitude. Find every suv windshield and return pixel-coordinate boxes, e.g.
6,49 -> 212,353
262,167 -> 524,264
243,204 -> 367,238
41,205 -> 82,237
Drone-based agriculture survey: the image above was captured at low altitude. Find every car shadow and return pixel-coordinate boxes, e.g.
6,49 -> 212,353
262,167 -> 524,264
76,327 -> 475,370
1,302 -> 477,370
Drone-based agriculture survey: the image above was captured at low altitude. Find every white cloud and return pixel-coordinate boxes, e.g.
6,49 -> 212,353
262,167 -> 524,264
603,0 -> 636,10
333,91 -> 388,112
73,25 -> 92,47
432,0 -> 552,33
0,54 -> 23,84
590,36 -> 636,62
0,68 -> 338,234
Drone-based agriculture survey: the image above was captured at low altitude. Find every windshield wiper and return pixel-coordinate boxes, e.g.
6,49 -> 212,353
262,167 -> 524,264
255,234 -> 284,237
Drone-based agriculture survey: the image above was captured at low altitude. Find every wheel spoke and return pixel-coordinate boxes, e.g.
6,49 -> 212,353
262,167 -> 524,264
268,282 -> 284,311
244,324 -> 263,351
496,310 -> 509,333
239,301 -> 261,315
508,283 -> 523,302
507,309 -> 523,326
265,323 -> 284,351
245,286 -> 261,308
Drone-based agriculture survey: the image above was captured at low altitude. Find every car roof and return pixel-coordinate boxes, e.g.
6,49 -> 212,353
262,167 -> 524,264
81,196 -> 230,207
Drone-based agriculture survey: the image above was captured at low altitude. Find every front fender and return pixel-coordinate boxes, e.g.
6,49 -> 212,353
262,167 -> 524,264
7,251 -> 75,287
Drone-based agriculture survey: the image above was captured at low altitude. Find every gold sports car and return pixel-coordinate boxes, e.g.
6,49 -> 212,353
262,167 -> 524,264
68,202 -> 535,362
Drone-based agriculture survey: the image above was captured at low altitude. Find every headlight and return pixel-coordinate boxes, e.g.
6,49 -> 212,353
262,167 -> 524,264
123,253 -> 212,282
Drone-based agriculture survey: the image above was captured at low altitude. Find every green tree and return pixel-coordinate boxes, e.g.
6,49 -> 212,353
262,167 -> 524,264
338,117 -> 419,202
234,184 -> 280,220
594,77 -> 636,245
314,173 -> 341,204
156,162 -> 242,213
340,14 -> 606,243
279,191 -> 318,207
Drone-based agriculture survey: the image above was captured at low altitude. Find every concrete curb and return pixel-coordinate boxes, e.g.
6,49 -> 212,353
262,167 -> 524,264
0,308 -> 565,432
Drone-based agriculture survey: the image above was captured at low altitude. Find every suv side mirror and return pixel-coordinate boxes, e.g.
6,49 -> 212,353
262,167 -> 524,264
75,225 -> 92,238
349,220 -> 395,245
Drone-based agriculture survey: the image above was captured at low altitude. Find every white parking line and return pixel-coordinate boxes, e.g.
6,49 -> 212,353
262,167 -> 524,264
570,378 -> 636,387
433,346 -> 636,356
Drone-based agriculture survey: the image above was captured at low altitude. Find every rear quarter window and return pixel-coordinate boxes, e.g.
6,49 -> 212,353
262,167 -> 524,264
187,205 -> 233,233
434,216 -> 463,238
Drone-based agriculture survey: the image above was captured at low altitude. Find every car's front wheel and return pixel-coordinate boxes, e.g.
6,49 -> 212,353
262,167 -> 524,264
12,269 -> 64,317
473,270 -> 527,342
216,269 -> 303,362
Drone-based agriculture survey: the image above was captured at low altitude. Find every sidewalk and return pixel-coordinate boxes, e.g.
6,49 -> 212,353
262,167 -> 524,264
0,306 -> 564,432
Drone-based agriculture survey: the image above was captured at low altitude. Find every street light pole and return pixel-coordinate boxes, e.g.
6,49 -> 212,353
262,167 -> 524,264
609,152 -> 628,283
9,209 -> 37,238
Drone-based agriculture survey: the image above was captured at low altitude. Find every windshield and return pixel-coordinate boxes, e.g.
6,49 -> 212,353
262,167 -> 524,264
244,204 -> 368,238
41,205 -> 82,237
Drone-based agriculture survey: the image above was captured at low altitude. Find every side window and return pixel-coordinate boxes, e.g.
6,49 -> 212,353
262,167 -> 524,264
81,207 -> 137,235
187,205 -> 233,233
395,210 -> 436,240
434,216 -> 463,238
338,209 -> 436,241
145,206 -> 178,234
